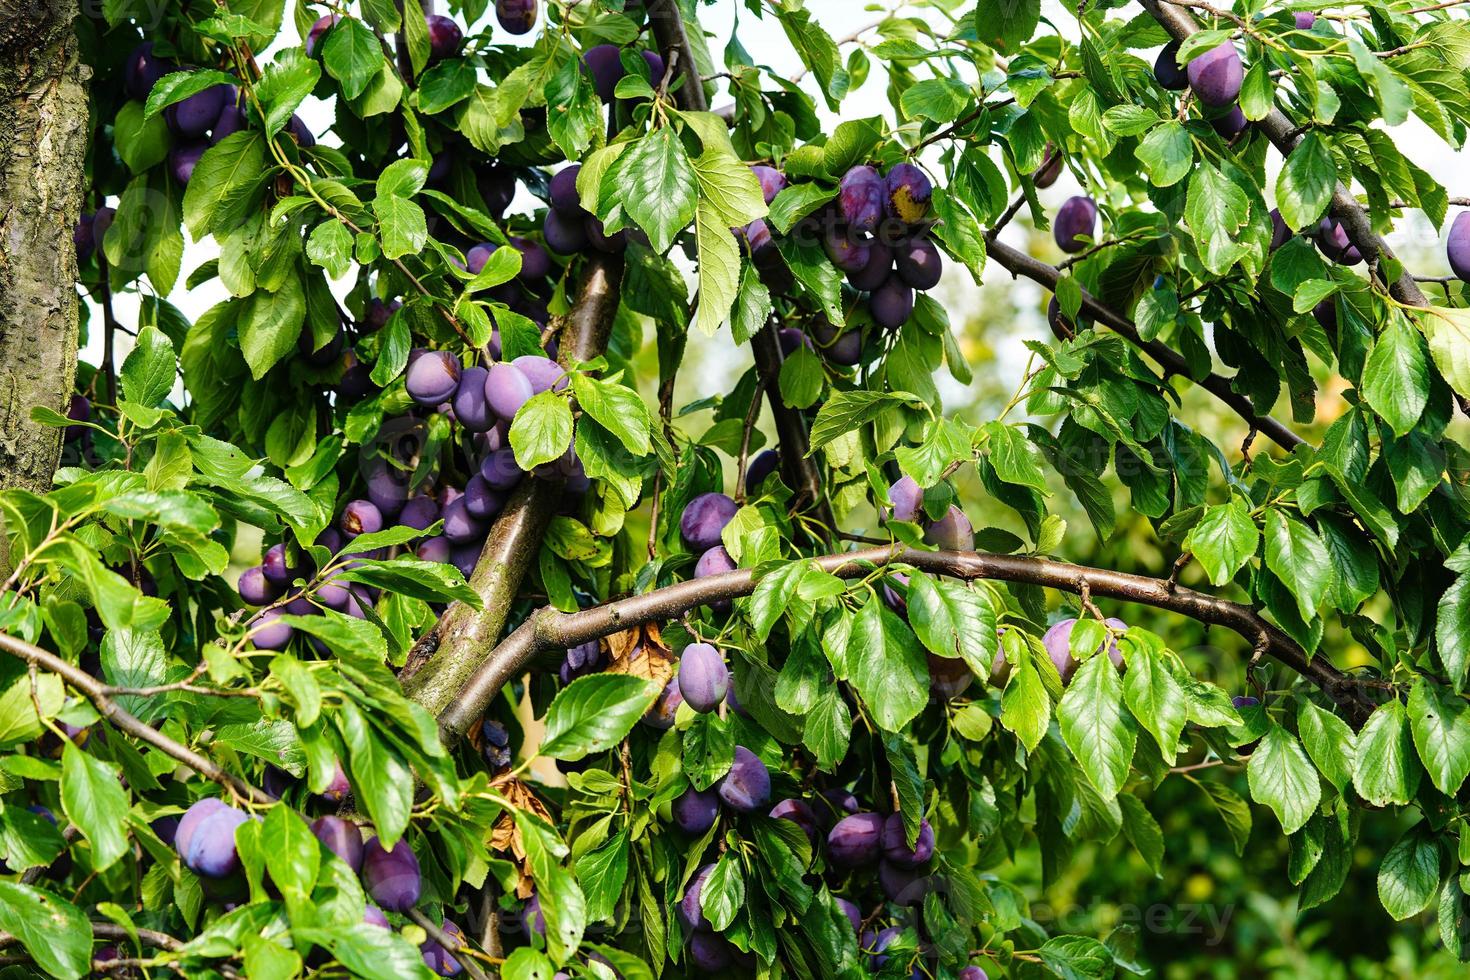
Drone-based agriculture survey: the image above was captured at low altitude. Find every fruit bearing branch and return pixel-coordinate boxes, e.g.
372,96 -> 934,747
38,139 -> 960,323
438,543 -> 1372,739
399,253 -> 625,716
1138,0 -> 1431,308
0,632 -> 273,805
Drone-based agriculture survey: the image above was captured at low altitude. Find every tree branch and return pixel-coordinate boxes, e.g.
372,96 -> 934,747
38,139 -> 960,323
0,632 -> 273,804
984,237 -> 1305,450
439,543 -> 1371,738
407,908 -> 490,980
1138,0 -> 1429,308
400,253 -> 624,715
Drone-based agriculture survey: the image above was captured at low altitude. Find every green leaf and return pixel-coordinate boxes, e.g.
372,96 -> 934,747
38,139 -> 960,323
809,390 -> 912,450
619,127 -> 698,255
682,711 -> 735,790
847,593 -> 929,732
113,100 -> 171,174
1263,510 -> 1334,621
1135,121 -> 1194,188
574,829 -> 629,924
1247,724 -> 1320,834
120,324 -> 176,408
1058,652 -> 1135,799
973,0 -> 1041,52
335,701 -> 413,847
1297,698 -> 1356,794
1196,779 -> 1252,856
570,375 -> 650,457
372,194 -> 428,259
1119,794 -> 1164,875
238,277 -> 306,380
899,78 -> 971,122
1000,659 -> 1050,752
1122,640 -> 1189,765
1378,828 -> 1441,921
1419,306 -> 1470,400
142,69 -> 237,119
261,804 -> 320,910
182,132 -> 269,239
1361,314 -> 1429,437
0,881 -> 92,980
692,204 -> 742,336
61,741 -> 131,872
983,421 -> 1048,495
298,923 -> 436,980
256,50 -> 321,137
700,852 -> 745,932
1353,699 -> 1420,807
322,16 -> 382,99
1038,934 -> 1114,980
509,390 -> 574,470
779,345 -> 825,410
906,574 -> 997,680
1184,498 -> 1259,586
1185,164 -> 1250,275
1439,574 -> 1470,691
307,220 -> 354,280
540,673 -> 661,761
1276,134 -> 1336,231
1408,677 -> 1470,795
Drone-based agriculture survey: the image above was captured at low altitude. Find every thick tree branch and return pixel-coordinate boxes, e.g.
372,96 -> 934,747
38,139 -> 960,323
0,632 -> 272,804
984,237 -> 1305,451
1138,0 -> 1429,307
439,544 -> 1370,738
400,254 -> 624,715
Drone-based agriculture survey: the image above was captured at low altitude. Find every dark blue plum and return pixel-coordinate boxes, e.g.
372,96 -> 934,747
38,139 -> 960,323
362,837 -> 422,912
643,676 -> 683,729
124,42 -> 173,100
677,642 -> 728,713
453,366 -> 495,432
1187,43 -> 1244,107
549,165 -> 584,217
1033,142 -> 1063,188
1270,208 -> 1291,251
835,897 -> 862,933
679,864 -> 716,930
450,543 -> 482,579
745,449 -> 780,494
480,447 -> 524,491
512,236 -> 552,281
1210,105 -> 1247,139
340,499 -> 384,538
166,83 -> 231,138
463,476 -> 504,521
585,215 -> 628,254
1317,217 -> 1363,265
168,141 -> 208,185
827,812 -> 884,868
364,298 -> 402,332
496,0 -> 538,35
880,813 -> 934,868
672,785 -> 720,835
1054,196 -> 1097,253
210,104 -> 246,144
512,355 -> 565,393
1154,41 -> 1188,90
751,164 -> 787,204
559,639 -> 603,683
583,45 -> 623,101
769,798 -> 818,844
238,565 -> 279,606
870,274 -> 914,330
484,362 -> 534,420
400,496 -> 441,531
305,14 -> 340,56
679,492 -> 738,551
824,228 -> 871,273
863,926 -> 901,968
262,542 -> 304,586
311,815 -> 364,871
688,932 -> 735,971
543,208 -> 589,253
441,496 -> 486,544
849,240 -> 894,292
838,165 -> 884,236
878,859 -> 930,905
895,237 -> 942,290
426,14 -> 464,63
421,919 -> 466,976
695,545 -> 736,580
717,746 -> 770,812
177,798 -> 250,878
481,719 -> 512,772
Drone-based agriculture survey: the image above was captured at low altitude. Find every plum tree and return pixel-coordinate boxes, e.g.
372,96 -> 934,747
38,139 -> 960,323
13,1 -> 1470,977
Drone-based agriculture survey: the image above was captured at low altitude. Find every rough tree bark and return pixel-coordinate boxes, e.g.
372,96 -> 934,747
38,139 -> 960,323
0,0 -> 87,493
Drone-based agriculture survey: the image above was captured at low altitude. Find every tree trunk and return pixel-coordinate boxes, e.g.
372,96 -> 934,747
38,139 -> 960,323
0,0 -> 87,494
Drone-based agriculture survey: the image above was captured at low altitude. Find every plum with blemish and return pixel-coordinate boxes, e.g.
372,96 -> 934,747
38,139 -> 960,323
406,350 -> 462,406
884,162 -> 933,224
340,499 -> 384,537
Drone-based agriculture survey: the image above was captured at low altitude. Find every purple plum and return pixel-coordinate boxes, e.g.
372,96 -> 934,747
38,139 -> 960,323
880,813 -> 934,868
1187,43 -> 1244,107
827,812 -> 884,868
680,492 -> 738,551
673,785 -> 720,835
496,0 -> 539,35
361,837 -> 422,912
870,274 -> 914,329
839,165 -> 884,236
884,162 -> 933,224
678,642 -> 729,713
406,350 -> 462,406
1054,195 -> 1097,253
311,816 -> 365,871
895,236 -> 942,290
